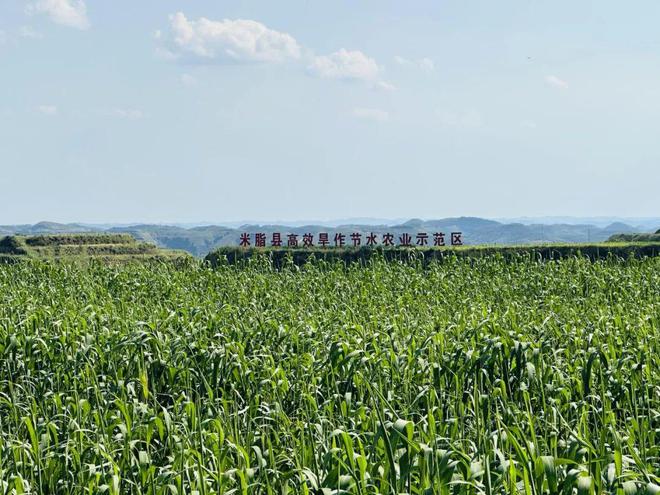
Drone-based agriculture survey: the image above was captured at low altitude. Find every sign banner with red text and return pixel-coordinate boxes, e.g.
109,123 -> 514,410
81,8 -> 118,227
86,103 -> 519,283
238,232 -> 463,248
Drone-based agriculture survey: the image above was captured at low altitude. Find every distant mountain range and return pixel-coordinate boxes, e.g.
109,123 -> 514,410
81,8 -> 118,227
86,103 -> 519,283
1,218 -> 657,257
496,216 -> 660,230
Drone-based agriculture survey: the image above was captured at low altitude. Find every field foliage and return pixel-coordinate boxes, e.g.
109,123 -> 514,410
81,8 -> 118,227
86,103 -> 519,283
0,255 -> 658,494
608,233 -> 660,243
207,243 -> 660,267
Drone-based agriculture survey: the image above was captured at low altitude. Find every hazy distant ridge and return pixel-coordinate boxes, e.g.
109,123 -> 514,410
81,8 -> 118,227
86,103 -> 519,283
2,217 -> 657,257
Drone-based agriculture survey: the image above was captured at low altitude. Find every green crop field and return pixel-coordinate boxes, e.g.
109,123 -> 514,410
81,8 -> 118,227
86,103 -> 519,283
0,255 -> 658,494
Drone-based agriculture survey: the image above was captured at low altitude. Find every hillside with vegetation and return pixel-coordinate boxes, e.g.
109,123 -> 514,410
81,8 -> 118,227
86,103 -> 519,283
608,229 -> 660,243
0,233 -> 189,263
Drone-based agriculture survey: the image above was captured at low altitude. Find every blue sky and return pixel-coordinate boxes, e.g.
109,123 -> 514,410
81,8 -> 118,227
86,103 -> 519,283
1,0 -> 658,224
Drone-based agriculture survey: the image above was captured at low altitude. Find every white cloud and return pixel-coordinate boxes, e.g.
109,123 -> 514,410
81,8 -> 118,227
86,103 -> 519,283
110,108 -> 143,120
395,55 -> 435,71
19,26 -> 43,39
437,109 -> 483,129
159,13 -> 387,88
180,73 -> 197,87
418,57 -> 435,71
37,105 -> 58,116
0,29 -> 18,47
545,75 -> 568,90
376,81 -> 397,92
26,0 -> 90,30
521,120 -> 537,129
353,107 -> 389,122
308,49 -> 380,82
394,55 -> 407,65
164,12 -> 301,64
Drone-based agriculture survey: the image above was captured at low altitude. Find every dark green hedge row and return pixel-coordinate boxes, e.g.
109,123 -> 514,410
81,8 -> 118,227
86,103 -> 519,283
205,243 -> 660,267
85,244 -> 156,255
24,234 -> 135,246
608,233 -> 660,243
31,244 -> 156,256
0,236 -> 28,255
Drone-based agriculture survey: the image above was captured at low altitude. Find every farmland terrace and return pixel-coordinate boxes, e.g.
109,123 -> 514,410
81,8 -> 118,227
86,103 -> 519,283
0,233 -> 190,264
